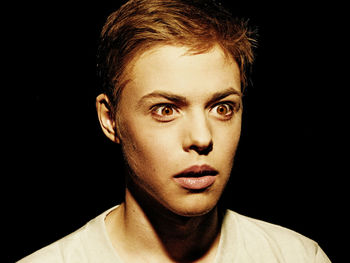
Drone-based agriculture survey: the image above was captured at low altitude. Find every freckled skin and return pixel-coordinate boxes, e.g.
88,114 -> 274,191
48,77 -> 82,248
96,45 -> 243,262
116,45 -> 242,217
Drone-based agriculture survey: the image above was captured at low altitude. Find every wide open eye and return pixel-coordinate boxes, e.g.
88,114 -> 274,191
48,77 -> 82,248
151,104 -> 180,122
210,102 -> 235,120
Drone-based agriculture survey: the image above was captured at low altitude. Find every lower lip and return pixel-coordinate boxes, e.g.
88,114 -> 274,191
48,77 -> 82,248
174,176 -> 216,190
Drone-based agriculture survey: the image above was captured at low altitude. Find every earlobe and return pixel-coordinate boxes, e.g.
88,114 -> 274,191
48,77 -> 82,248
96,94 -> 121,144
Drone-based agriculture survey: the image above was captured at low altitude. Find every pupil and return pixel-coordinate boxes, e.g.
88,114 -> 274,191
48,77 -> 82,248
163,107 -> 172,115
218,106 -> 227,114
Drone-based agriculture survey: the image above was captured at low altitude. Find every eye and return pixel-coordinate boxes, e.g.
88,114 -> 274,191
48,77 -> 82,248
151,104 -> 179,122
210,102 -> 234,120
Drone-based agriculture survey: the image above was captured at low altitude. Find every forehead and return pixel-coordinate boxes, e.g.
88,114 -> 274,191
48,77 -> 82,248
125,45 -> 241,100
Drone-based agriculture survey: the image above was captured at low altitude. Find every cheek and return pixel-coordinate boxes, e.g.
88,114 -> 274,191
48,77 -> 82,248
214,119 -> 242,164
119,119 -> 177,176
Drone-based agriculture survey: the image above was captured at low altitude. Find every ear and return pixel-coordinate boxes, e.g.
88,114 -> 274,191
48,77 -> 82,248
96,94 -> 121,144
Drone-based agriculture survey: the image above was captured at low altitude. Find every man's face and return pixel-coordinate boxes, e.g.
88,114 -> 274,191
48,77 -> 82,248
117,45 -> 242,216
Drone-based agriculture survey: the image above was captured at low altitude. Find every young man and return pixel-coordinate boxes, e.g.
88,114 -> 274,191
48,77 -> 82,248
18,0 -> 331,262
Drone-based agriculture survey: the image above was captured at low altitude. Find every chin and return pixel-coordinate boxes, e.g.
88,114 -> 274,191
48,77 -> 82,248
167,194 -> 220,218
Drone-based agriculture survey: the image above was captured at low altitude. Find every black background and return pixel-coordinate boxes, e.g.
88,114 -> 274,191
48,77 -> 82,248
4,1 -> 344,262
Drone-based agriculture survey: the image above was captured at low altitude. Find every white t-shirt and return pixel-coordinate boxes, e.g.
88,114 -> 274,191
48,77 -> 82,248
18,206 -> 331,262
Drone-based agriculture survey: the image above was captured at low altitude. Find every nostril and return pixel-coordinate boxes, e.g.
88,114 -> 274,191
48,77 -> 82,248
189,141 -> 213,155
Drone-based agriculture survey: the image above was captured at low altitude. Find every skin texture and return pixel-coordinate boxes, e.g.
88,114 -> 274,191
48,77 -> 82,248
96,45 -> 242,262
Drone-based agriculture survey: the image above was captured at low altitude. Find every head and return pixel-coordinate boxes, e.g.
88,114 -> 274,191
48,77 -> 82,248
96,0 -> 256,217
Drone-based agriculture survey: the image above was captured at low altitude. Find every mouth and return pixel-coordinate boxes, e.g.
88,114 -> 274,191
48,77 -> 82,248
173,165 -> 218,190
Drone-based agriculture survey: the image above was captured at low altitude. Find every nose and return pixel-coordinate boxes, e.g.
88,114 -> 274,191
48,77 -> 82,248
183,112 -> 213,155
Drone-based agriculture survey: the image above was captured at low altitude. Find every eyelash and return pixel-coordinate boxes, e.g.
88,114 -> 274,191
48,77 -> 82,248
150,101 -> 237,122
211,102 -> 235,120
150,104 -> 180,122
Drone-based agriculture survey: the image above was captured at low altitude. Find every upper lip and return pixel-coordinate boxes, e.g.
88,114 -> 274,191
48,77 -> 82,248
174,164 -> 218,178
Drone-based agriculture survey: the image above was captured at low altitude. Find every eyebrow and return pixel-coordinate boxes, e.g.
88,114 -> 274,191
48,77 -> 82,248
205,88 -> 242,107
138,91 -> 188,107
137,88 -> 241,108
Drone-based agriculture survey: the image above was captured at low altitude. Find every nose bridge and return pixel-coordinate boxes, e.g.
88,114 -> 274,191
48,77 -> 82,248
184,108 -> 213,152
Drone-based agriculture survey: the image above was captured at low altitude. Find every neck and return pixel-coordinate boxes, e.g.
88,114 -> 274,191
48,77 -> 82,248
106,188 -> 222,262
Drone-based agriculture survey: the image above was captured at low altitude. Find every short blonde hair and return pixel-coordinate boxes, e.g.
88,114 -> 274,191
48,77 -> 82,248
97,0 -> 257,115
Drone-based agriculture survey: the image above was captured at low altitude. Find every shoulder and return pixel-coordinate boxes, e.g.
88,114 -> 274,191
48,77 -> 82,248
17,205 -> 120,263
222,210 -> 331,262
17,224 -> 89,263
231,210 -> 316,247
